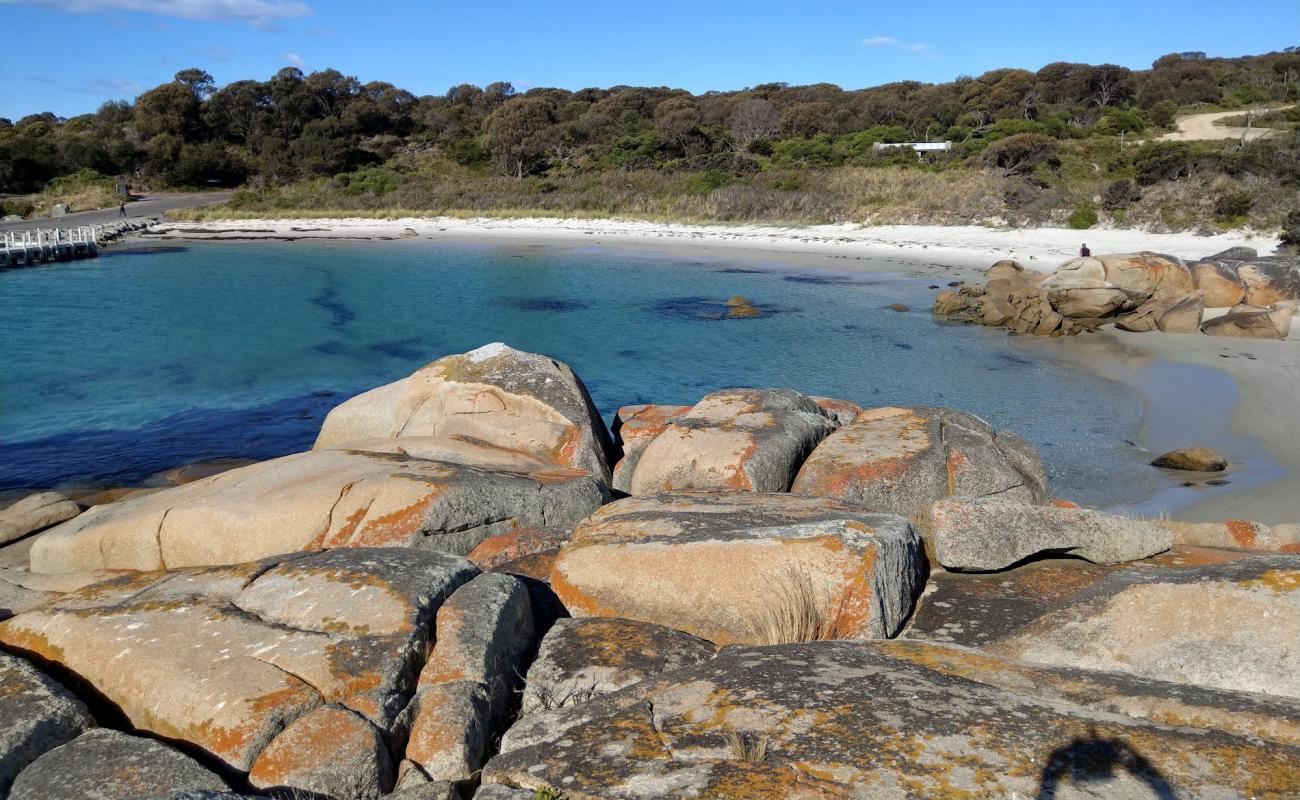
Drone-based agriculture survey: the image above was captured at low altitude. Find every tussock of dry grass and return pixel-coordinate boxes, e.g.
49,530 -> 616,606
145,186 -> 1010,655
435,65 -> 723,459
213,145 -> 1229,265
724,726 -> 770,763
748,565 -> 850,645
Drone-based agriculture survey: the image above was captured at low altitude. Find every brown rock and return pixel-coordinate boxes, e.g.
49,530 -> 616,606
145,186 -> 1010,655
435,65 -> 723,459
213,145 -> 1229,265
609,403 -> 692,494
249,705 -> 392,798
1151,446 -> 1228,471
30,445 -> 603,573
0,651 -> 94,796
467,526 -> 572,579
550,492 -> 924,645
930,290 -> 970,316
626,389 -> 837,494
313,343 -> 616,486
929,497 -> 1171,571
1191,260 -> 1247,307
1095,252 -> 1194,309
1157,519 -> 1300,552
984,259 -> 1025,281
0,493 -> 80,546
1238,262 -> 1300,306
1201,304 -> 1293,339
400,681 -> 490,783
0,548 -> 477,783
488,639 -> 1300,799
520,617 -> 715,717
808,395 -> 861,427
887,302 -> 909,312
986,553 -> 1300,699
790,406 -> 1048,518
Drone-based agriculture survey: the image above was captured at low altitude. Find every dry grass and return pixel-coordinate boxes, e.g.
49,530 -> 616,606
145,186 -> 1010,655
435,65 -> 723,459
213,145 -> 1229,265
747,565 -> 850,645
724,726 -> 770,763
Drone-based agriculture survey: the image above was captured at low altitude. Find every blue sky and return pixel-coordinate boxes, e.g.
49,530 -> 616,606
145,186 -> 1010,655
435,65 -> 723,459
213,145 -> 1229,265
2,0 -> 1297,119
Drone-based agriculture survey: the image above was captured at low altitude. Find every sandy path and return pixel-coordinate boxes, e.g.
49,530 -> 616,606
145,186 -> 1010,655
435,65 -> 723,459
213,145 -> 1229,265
1158,107 -> 1291,142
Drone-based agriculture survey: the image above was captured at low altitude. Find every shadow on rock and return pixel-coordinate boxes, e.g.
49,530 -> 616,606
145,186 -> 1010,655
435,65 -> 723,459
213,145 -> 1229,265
1036,730 -> 1177,800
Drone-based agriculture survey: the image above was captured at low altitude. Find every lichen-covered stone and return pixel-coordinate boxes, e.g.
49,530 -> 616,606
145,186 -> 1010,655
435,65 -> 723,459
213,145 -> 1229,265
929,497 -> 1172,571
249,705 -> 393,798
488,639 -> 1300,799
1201,304 -> 1293,339
551,492 -> 924,644
791,406 -> 1048,517
466,526 -> 572,580
807,396 -> 861,427
0,651 -> 94,795
1151,446 -> 1228,471
609,403 -> 692,494
417,572 -> 534,727
10,728 -> 229,800
30,445 -> 603,573
521,617 -> 715,717
0,548 -> 477,782
313,343 -> 616,486
399,681 -> 490,783
986,553 -> 1300,700
627,389 -> 837,494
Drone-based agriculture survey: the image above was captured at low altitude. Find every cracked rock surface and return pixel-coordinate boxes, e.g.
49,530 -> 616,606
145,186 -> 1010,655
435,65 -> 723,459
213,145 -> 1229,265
488,639 -> 1300,799
29,444 -> 604,574
0,547 -> 478,792
791,405 -> 1048,518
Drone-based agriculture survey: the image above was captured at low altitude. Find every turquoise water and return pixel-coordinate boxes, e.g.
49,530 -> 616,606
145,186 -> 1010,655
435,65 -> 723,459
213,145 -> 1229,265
0,239 -> 1155,506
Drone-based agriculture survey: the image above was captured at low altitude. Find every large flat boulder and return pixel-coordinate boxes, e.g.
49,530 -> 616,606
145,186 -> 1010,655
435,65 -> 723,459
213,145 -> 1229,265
30,445 -> 604,574
1191,260 -> 1247,307
985,553 -> 1300,699
626,389 -> 837,494
0,651 -> 94,796
487,639 -> 1300,799
790,406 -> 1047,518
609,403 -> 692,494
520,617 -> 715,717
1201,304 -> 1293,339
1157,519 -> 1300,552
550,492 -> 924,644
313,343 -> 616,486
0,548 -> 478,791
1238,261 -> 1300,306
930,498 -> 1171,571
0,492 -> 80,546
10,728 -> 230,800
1095,252 -> 1195,309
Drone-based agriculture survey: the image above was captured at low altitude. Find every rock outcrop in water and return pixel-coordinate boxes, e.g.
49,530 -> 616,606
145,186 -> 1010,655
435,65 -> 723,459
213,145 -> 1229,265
936,248 -> 1300,340
3,344 -> 1298,798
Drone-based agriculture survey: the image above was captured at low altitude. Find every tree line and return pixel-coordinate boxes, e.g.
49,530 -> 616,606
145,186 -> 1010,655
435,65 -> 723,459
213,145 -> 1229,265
2,49 -> 1298,194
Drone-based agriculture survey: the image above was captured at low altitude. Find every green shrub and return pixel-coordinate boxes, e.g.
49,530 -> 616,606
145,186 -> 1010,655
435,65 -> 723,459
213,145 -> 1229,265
686,170 -> 732,195
1102,180 -> 1140,210
1067,201 -> 1098,229
1213,189 -> 1252,220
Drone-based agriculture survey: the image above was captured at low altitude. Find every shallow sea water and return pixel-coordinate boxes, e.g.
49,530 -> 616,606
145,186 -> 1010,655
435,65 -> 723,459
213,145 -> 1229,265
0,239 -> 1157,506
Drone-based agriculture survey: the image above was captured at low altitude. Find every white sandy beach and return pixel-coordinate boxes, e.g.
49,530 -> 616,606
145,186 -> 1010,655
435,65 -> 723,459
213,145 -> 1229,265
152,215 -> 1281,276
147,215 -> 1297,524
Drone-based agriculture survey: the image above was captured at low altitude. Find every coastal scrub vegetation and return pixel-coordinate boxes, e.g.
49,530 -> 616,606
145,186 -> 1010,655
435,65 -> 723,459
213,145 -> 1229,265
4,50 -> 1299,231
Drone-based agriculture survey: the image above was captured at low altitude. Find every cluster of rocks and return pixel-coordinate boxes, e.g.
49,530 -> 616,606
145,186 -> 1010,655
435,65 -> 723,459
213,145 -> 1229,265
2,344 -> 1298,799
934,248 -> 1300,339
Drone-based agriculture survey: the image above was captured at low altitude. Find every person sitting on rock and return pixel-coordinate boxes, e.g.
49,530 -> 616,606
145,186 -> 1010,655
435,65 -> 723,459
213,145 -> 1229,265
1079,243 -> 1091,257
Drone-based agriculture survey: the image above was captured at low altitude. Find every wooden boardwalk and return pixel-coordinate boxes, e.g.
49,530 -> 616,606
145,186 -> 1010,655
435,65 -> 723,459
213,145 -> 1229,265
0,221 -> 150,267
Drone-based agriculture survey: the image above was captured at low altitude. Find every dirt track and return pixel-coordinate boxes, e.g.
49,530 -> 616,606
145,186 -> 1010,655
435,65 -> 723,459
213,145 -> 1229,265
1158,107 -> 1291,142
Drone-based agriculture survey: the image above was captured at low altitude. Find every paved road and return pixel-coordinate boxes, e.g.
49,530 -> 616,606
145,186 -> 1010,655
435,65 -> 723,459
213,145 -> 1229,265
1158,106 -> 1292,142
0,192 -> 231,234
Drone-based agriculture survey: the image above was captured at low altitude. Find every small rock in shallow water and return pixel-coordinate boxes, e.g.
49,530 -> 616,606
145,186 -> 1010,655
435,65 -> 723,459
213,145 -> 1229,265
888,303 -> 909,312
1151,446 -> 1228,472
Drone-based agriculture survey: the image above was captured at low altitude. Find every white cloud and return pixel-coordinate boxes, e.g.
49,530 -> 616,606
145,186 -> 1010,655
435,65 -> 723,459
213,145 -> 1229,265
284,51 -> 306,68
1,0 -> 313,27
862,35 -> 931,53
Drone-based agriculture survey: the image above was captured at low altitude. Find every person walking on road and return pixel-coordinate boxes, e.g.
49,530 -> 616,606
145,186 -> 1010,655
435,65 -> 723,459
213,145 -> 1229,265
118,202 -> 127,218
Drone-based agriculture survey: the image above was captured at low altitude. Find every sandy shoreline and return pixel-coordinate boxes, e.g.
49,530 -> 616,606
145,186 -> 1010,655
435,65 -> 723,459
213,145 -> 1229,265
149,216 -> 1280,277
141,216 -> 1296,524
